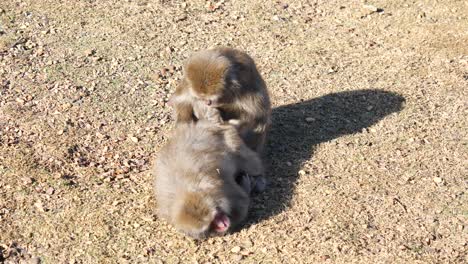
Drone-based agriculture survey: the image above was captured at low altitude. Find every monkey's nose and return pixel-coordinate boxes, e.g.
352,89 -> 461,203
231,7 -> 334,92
206,99 -> 212,106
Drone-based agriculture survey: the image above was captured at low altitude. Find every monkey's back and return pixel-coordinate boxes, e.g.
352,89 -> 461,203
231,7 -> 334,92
153,122 -> 236,220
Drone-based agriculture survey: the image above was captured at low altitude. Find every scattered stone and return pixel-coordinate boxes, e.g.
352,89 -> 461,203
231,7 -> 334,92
363,4 -> 379,12
298,170 -> 306,176
34,201 -> 45,212
305,117 -> 315,122
230,246 -> 241,253
22,177 -> 33,185
286,161 -> 292,166
62,102 -> 72,110
128,135 -> 139,143
84,48 -> 96,57
29,256 -> 41,264
174,14 -> 187,22
433,177 -> 443,184
46,187 -> 55,195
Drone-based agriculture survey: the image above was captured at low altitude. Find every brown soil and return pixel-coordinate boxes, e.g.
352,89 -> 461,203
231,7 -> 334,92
0,0 -> 467,263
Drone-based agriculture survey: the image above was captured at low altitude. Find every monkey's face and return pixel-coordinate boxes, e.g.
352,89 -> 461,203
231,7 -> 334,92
192,89 -> 223,107
174,192 -> 232,239
176,208 -> 231,240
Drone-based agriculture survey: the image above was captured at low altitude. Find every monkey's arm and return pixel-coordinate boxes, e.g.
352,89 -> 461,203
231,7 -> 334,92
172,101 -> 197,123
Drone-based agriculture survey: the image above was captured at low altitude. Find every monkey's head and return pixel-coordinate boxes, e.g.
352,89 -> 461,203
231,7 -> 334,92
173,184 -> 249,239
184,50 -> 237,107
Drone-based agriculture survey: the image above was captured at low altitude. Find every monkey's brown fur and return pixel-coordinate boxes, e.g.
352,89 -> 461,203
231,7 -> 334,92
153,108 -> 263,239
169,47 -> 271,153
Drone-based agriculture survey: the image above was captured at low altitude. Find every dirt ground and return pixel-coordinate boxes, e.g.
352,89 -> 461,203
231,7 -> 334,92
0,0 -> 467,263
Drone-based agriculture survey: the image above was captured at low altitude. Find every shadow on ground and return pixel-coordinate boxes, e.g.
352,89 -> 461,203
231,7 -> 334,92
247,89 -> 405,225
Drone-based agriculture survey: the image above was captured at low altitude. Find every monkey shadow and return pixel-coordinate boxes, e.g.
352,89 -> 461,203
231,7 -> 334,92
244,89 -> 405,227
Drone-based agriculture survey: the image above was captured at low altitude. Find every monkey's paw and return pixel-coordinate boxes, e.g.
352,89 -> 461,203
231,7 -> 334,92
237,174 -> 252,195
252,176 -> 267,194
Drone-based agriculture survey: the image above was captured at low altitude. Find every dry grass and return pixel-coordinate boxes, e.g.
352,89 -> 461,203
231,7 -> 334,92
0,0 -> 467,263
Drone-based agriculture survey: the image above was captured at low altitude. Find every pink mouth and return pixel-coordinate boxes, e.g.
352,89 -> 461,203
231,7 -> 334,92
212,212 -> 230,233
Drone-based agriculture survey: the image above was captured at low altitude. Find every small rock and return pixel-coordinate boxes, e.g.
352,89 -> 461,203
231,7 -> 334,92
272,15 -> 280,21
22,177 -> 33,185
29,256 -> 41,264
433,177 -> 443,184
320,255 -> 330,260
128,135 -> 139,143
369,128 -> 377,133
46,187 -> 55,195
174,14 -> 187,22
298,170 -> 306,176
231,246 -> 241,253
62,102 -> 72,110
286,161 -> 292,166
242,239 -> 253,248
231,254 -> 243,261
367,105 -> 374,111
16,98 -> 25,104
363,4 -> 379,12
305,117 -> 315,122
34,201 -> 45,212
84,48 -> 96,57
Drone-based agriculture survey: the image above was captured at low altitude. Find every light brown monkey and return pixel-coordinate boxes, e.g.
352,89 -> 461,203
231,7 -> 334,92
153,107 -> 263,239
169,47 -> 271,154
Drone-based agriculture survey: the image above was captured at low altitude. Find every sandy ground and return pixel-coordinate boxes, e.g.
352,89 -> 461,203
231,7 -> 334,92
0,0 -> 467,263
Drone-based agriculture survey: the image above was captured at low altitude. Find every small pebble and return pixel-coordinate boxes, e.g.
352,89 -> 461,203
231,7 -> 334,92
230,246 -> 241,253
128,135 -> 139,143
298,170 -> 306,175
29,256 -> 41,264
34,201 -> 45,212
22,177 -> 33,185
433,177 -> 443,184
363,4 -> 379,12
305,117 -> 315,122
46,187 -> 55,195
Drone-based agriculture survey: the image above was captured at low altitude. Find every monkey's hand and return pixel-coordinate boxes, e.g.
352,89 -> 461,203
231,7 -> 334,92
237,174 -> 252,195
251,176 -> 267,194
193,102 -> 223,124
